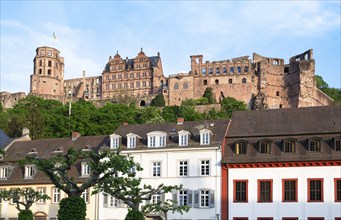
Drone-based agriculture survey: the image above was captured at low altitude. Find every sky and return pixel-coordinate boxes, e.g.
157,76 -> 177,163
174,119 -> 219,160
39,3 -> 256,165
1,1 -> 340,94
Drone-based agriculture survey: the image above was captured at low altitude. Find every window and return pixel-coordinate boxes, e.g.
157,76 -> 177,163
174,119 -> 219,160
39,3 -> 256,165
282,179 -> 297,202
234,180 -> 248,202
25,165 -> 35,179
0,166 -> 10,179
37,187 -> 46,204
229,79 -> 233,84
48,61 -> 52,67
130,73 -> 134,78
223,67 -> 227,74
242,78 -> 246,83
81,162 -> 90,177
203,80 -> 208,85
215,79 -> 219,85
183,82 -> 188,89
130,82 -> 134,88
151,194 -> 161,204
237,66 -> 241,73
308,178 -> 323,202
179,190 -> 188,206
235,142 -> 247,155
202,68 -> 206,75
282,218 -> 298,220
200,160 -> 210,176
200,130 -> 210,145
47,50 -> 52,56
81,189 -> 89,203
230,67 -> 234,74
259,140 -> 271,154
307,218 -> 324,220
200,190 -> 210,207
233,218 -> 248,220
174,82 -> 179,90
257,218 -> 273,220
147,132 -> 166,147
127,134 -> 137,149
110,134 -> 120,149
283,139 -> 295,153
334,138 -> 341,151
258,180 -> 273,202
142,72 -> 146,77
136,81 -> 140,88
107,195 -> 118,207
209,68 -> 213,74
244,66 -> 249,73
149,136 -> 156,147
179,161 -> 188,176
179,131 -> 189,146
334,178 -> 341,202
136,72 -> 140,78
152,162 -> 161,177
52,187 -> 61,203
216,68 -> 220,74
308,138 -> 321,152
118,74 -> 122,79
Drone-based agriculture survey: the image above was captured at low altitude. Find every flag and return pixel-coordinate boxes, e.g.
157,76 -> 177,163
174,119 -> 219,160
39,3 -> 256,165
69,100 -> 72,116
53,32 -> 56,39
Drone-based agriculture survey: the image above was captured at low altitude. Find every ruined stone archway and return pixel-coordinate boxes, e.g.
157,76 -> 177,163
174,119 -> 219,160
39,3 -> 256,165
140,100 -> 146,107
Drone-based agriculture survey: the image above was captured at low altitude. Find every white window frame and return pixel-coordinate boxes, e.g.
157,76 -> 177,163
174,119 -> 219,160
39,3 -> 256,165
52,187 -> 61,203
37,187 -> 46,204
81,162 -> 90,177
200,160 -> 210,176
108,195 -> 118,207
199,129 -> 211,145
200,190 -> 210,208
151,194 -> 161,204
0,166 -> 10,179
179,160 -> 188,177
179,190 -> 188,206
147,131 -> 167,148
178,130 -> 190,146
127,133 -> 138,149
152,161 -> 161,177
24,165 -> 35,179
109,133 -> 121,149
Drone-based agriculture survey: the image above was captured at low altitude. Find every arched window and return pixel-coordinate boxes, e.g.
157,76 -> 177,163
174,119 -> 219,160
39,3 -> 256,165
235,141 -> 248,155
230,67 -> 234,74
242,78 -> 246,83
209,68 -> 213,74
216,68 -> 220,74
39,60 -> 42,66
215,79 -> 219,85
259,140 -> 271,154
136,73 -> 140,78
203,80 -> 208,85
202,68 -> 206,75
237,66 -> 241,73
183,82 -> 188,89
244,66 -> 249,73
174,82 -> 179,90
223,67 -> 227,74
228,79 -> 233,84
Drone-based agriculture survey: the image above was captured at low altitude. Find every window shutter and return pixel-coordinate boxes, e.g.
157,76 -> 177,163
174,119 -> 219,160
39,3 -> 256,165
187,190 -> 193,207
103,194 -> 108,207
194,190 -> 199,208
209,190 -> 215,208
172,190 -> 178,206
118,199 -> 125,208
161,193 -> 165,202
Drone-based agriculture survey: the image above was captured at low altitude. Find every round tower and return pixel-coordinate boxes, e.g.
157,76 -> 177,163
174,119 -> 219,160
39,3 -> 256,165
30,46 -> 65,98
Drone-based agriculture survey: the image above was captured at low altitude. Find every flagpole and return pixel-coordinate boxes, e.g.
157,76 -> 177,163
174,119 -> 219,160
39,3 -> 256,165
68,91 -> 71,137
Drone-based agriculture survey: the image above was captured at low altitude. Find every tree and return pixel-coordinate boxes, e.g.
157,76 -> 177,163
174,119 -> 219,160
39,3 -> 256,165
142,199 -> 190,220
219,97 -> 247,118
0,188 -> 50,220
94,170 -> 185,219
135,107 -> 165,124
315,75 -> 341,104
315,75 -> 329,89
203,87 -> 216,104
150,93 -> 166,107
20,147 -> 138,219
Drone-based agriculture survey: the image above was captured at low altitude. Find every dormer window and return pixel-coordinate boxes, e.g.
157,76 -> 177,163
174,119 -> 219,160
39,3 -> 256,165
0,166 -> 10,179
334,137 -> 341,151
27,148 -> 38,155
53,147 -> 64,153
259,140 -> 271,154
178,130 -> 190,146
147,132 -> 167,148
283,139 -> 296,153
24,165 -> 36,179
308,138 -> 321,152
81,162 -> 90,177
235,141 -> 247,155
199,129 -> 211,145
127,133 -> 138,149
110,134 -> 121,149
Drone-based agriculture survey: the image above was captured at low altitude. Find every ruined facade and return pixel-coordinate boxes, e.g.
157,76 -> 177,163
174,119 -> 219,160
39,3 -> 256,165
0,46 -> 333,109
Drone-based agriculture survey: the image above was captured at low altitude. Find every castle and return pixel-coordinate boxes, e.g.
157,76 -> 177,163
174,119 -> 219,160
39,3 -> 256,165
0,46 -> 333,109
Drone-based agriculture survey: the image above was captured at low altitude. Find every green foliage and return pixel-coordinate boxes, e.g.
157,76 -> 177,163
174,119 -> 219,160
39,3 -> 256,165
315,75 -> 341,103
315,75 -> 329,89
57,196 -> 86,220
0,188 -> 50,212
143,199 -> 190,220
125,210 -> 145,220
219,97 -> 247,118
181,97 -> 209,106
150,93 -> 166,107
203,87 -> 216,104
162,106 -> 182,122
18,210 -> 33,220
135,107 -> 165,124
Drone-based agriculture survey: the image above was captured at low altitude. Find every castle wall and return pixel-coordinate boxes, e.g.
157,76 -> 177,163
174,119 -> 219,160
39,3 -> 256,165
0,92 -> 26,109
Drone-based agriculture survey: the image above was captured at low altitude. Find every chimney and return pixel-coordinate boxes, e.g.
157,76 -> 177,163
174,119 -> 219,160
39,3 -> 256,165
71,131 -> 81,141
177,117 -> 184,125
22,127 -> 30,136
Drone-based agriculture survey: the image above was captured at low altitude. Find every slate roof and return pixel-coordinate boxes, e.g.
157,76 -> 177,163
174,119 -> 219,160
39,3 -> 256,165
223,105 -> 341,164
114,119 -> 229,150
0,135 -> 109,186
0,129 -> 11,149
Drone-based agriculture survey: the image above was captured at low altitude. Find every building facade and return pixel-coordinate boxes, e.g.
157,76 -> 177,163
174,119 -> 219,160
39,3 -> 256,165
221,105 -> 341,220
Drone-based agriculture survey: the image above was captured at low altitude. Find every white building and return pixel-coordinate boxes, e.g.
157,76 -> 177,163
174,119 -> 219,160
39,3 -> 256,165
222,105 -> 341,220
98,118 -> 228,220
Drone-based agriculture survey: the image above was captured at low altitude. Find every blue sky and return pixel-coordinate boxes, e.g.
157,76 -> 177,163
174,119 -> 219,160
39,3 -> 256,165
1,1 -> 340,93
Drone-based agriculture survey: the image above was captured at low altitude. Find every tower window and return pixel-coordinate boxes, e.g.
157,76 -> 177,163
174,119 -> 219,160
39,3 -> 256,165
203,80 -> 208,85
48,70 -> 51,75
48,61 -> 52,67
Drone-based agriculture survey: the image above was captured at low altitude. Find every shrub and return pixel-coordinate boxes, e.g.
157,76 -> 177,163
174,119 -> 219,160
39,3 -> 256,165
18,210 -> 33,220
57,196 -> 86,220
125,209 -> 145,220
